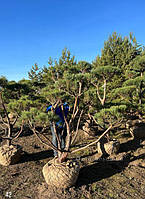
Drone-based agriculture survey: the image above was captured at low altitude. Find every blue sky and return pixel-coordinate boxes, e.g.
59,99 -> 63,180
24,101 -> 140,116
0,0 -> 145,81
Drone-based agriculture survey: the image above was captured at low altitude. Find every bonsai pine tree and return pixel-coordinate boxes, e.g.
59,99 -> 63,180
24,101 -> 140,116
23,49 -> 113,163
0,80 -> 28,166
25,51 -> 90,163
86,33 -> 143,136
122,51 -> 145,119
90,65 -> 121,106
18,50 -> 97,188
0,77 -> 36,146
0,80 -> 27,146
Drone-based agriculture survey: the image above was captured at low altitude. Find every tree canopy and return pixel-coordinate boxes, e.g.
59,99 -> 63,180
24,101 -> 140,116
1,32 -> 145,159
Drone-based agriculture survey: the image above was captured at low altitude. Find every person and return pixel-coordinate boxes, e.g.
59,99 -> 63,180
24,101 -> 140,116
46,101 -> 69,157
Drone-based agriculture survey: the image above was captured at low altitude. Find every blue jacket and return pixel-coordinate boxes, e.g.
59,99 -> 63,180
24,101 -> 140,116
46,102 -> 69,128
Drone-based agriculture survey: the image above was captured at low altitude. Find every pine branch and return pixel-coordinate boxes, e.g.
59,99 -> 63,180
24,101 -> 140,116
51,70 -> 57,83
61,106 -> 71,152
102,78 -> 106,105
12,121 -> 24,140
89,114 -> 105,130
91,78 -> 106,106
12,114 -> 19,126
0,136 -> 12,141
0,92 -> 11,126
72,96 -> 78,120
60,88 -> 74,97
33,127 -> 60,152
71,125 -> 112,154
78,82 -> 82,96
71,109 -> 84,145
0,122 -> 7,130
28,119 -> 61,152
36,128 -> 59,150
0,114 -> 8,126
40,126 -> 47,134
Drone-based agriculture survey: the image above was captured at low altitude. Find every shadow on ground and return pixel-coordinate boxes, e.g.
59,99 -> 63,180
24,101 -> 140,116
19,149 -> 53,163
77,151 -> 145,187
76,138 -> 145,187
119,138 -> 145,153
76,159 -> 128,187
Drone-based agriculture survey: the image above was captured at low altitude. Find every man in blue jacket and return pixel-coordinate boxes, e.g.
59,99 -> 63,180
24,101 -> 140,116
46,101 -> 69,157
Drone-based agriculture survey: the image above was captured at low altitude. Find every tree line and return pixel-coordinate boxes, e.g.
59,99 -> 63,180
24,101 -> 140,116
0,32 -> 145,155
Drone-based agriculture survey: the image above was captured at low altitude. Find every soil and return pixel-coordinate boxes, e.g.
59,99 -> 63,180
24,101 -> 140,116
0,129 -> 145,199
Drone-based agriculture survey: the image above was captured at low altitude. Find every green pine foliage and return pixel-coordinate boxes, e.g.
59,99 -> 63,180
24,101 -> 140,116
1,32 -> 145,154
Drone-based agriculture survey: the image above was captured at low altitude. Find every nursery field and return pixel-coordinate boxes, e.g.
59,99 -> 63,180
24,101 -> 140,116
0,127 -> 145,199
1,32 -> 145,199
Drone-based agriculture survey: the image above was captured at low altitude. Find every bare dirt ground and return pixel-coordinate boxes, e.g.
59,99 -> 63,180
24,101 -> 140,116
0,129 -> 145,199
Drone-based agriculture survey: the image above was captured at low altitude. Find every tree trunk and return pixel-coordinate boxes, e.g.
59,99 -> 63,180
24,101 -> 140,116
6,125 -> 12,146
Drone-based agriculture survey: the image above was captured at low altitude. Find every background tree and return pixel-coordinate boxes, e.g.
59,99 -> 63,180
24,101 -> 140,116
0,78 -> 34,146
94,32 -> 141,69
87,32 -> 143,135
0,90 -> 24,146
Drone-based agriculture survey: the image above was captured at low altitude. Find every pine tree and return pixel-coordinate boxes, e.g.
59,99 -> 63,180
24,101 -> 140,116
0,89 -> 24,146
88,32 -> 143,134
93,32 -> 141,70
122,51 -> 145,118
21,49 -> 91,162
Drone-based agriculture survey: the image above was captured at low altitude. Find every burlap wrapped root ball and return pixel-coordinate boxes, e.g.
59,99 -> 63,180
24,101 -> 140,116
97,139 -> 120,155
0,144 -> 22,166
42,159 -> 80,189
